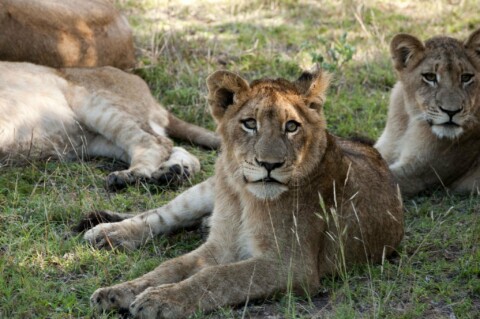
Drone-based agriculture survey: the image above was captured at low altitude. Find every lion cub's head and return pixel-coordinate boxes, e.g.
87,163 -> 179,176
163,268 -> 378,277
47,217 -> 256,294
207,67 -> 330,200
391,28 -> 480,139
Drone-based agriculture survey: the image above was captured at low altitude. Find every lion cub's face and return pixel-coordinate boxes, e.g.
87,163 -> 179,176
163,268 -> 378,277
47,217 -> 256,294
207,68 -> 330,199
391,29 -> 480,139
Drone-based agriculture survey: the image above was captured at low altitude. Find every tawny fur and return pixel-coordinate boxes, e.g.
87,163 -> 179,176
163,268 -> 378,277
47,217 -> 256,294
0,61 -> 220,189
89,68 -> 403,318
0,0 -> 135,69
375,28 -> 480,196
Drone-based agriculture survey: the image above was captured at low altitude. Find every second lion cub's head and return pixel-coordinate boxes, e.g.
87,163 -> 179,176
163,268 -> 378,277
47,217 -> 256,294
390,28 -> 480,139
207,67 -> 331,200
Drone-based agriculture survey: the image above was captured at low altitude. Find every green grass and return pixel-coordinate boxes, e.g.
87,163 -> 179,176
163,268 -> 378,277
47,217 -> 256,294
1,0 -> 479,318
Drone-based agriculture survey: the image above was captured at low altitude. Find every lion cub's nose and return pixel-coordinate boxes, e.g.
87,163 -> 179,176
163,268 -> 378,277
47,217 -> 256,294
439,106 -> 462,119
255,158 -> 285,172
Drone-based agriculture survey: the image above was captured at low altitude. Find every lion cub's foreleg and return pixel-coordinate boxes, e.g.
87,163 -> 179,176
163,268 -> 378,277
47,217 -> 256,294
90,241 -> 228,315
91,188 -> 319,318
374,83 -> 409,165
84,178 -> 215,249
129,257 -> 282,319
384,124 -> 440,196
91,240 -> 290,318
381,120 -> 475,196
127,233 -> 316,318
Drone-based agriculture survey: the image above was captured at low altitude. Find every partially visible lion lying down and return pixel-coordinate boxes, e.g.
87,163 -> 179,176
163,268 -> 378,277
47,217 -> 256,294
375,27 -> 480,196
0,61 -> 220,189
88,67 -> 404,318
0,0 -> 135,69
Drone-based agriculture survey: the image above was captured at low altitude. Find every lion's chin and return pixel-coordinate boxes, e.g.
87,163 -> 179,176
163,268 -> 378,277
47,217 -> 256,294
246,183 -> 288,200
431,124 -> 464,139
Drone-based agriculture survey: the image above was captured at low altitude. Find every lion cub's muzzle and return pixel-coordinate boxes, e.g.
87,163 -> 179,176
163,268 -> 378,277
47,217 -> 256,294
437,105 -> 463,125
242,158 -> 291,199
429,104 -> 465,139
243,158 -> 290,183
253,158 -> 285,183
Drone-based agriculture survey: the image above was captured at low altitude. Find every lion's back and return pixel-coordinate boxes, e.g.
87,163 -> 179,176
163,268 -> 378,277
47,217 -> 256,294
0,62 -> 80,159
0,0 -> 135,69
337,136 -> 395,188
336,136 -> 404,262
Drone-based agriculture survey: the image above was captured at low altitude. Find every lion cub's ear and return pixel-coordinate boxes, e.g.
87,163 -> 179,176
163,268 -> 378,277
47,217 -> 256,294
207,71 -> 250,122
295,65 -> 331,112
390,33 -> 425,71
465,28 -> 480,59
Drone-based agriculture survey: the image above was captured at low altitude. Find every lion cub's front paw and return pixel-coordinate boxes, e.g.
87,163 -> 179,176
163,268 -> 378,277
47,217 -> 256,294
90,286 -> 136,315
129,285 -> 190,319
84,221 -> 145,250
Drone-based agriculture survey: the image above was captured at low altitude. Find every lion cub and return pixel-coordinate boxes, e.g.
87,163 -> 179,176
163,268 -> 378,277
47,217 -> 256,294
0,62 -> 219,189
375,28 -> 480,196
90,67 -> 403,318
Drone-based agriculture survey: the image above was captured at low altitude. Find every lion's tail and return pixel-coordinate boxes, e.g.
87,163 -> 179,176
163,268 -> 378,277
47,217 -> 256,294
166,113 -> 221,150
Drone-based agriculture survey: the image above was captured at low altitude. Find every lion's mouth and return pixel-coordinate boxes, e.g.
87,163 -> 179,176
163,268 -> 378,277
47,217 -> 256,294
441,121 -> 460,127
430,119 -> 464,139
258,177 -> 282,184
428,119 -> 461,127
246,176 -> 284,184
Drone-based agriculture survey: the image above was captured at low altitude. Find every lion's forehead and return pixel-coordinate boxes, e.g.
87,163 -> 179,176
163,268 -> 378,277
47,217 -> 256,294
424,53 -> 467,68
425,36 -> 463,53
242,90 -> 303,122
422,42 -> 477,75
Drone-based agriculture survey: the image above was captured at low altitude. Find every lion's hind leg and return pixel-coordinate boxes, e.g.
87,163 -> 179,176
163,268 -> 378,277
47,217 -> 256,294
450,158 -> 480,194
73,93 -> 175,189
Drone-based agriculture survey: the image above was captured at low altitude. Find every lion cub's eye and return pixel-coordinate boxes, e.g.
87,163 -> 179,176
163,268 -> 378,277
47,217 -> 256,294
422,73 -> 437,83
461,73 -> 474,84
241,118 -> 257,131
285,120 -> 300,133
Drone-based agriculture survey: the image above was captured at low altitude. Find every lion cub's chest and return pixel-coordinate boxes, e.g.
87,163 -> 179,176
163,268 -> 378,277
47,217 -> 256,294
236,227 -> 256,260
234,197 -> 286,260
